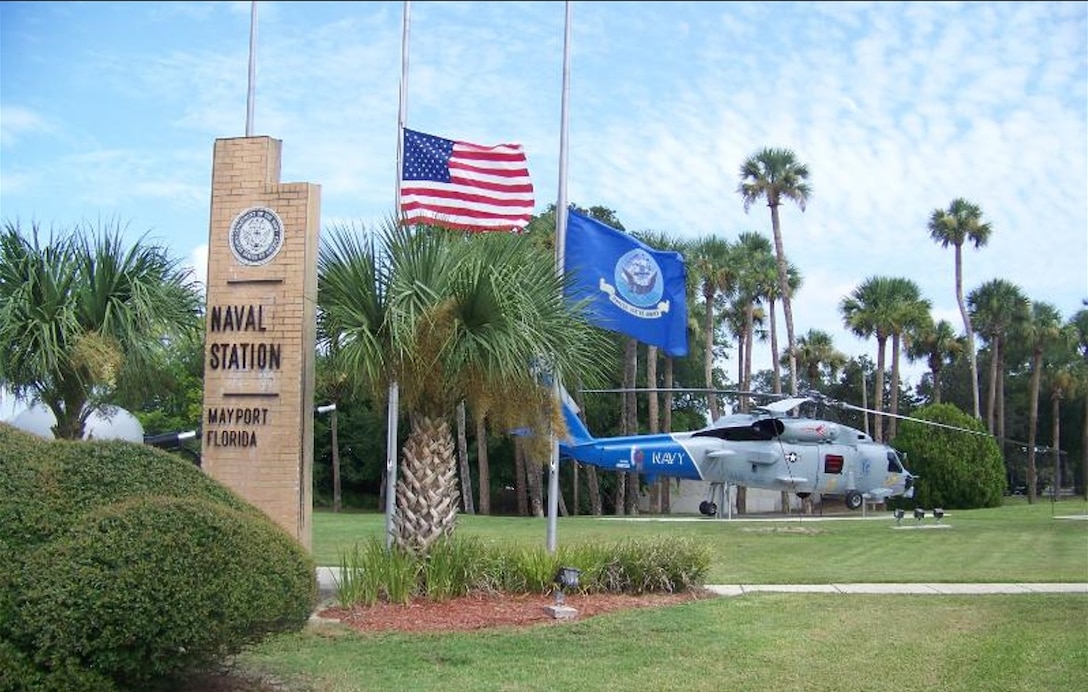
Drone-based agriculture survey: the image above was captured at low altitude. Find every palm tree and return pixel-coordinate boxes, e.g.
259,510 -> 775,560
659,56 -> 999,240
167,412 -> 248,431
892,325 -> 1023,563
318,221 -> 612,554
634,229 -> 681,514
1044,349 -> 1078,498
884,278 -> 931,439
840,276 -> 912,442
905,318 -> 963,405
738,147 -> 812,397
794,329 -> 847,391
1070,309 -> 1088,501
765,261 -> 802,396
733,230 -> 776,407
1017,301 -> 1064,504
689,236 -> 735,420
927,198 -> 993,419
969,279 -> 1029,438
0,220 -> 202,439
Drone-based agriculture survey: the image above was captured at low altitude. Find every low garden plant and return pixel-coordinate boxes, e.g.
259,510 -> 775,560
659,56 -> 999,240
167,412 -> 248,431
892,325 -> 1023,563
333,534 -> 712,606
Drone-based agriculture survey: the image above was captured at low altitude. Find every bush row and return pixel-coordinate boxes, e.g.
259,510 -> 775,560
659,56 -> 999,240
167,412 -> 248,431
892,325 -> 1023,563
334,534 -> 712,606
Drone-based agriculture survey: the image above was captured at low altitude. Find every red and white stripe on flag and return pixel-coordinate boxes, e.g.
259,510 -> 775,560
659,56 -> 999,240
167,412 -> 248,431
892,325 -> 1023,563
400,128 -> 535,233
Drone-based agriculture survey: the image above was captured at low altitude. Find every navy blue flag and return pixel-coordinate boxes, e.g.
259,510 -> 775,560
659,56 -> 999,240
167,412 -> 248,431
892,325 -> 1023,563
563,208 -> 689,357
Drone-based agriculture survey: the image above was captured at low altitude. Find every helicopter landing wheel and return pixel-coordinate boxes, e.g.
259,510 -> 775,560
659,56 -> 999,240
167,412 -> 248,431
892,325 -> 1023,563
705,502 -> 717,516
844,490 -> 863,511
699,501 -> 710,515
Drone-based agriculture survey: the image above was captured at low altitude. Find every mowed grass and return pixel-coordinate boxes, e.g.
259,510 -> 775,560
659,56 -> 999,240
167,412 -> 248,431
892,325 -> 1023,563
237,500 -> 1088,692
310,499 -> 1088,583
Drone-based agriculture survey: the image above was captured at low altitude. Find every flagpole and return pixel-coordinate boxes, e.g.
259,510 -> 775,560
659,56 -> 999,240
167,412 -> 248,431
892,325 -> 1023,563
245,1 -> 257,136
385,0 -> 412,551
547,0 -> 573,553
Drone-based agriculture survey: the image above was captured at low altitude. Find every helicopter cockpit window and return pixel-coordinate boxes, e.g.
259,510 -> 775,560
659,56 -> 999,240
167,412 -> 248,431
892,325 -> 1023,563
887,450 -> 904,472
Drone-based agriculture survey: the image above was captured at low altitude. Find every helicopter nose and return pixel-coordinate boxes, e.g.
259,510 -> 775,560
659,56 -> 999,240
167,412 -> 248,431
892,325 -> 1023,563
903,474 -> 916,498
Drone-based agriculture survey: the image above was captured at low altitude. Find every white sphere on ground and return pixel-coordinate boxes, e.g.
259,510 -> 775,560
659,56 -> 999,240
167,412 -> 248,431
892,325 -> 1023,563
9,403 -> 57,440
83,405 -> 145,442
6,403 -> 144,442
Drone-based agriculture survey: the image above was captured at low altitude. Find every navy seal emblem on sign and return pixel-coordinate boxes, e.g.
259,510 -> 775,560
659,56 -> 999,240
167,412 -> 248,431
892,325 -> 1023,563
229,206 -> 284,266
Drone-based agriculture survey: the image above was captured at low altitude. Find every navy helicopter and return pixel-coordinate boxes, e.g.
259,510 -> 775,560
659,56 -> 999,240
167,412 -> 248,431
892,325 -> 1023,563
557,387 -> 916,514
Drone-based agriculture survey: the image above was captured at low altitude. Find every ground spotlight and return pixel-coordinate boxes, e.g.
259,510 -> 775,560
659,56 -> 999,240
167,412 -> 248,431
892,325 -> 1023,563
554,566 -> 581,606
933,508 -> 945,522
914,507 -> 925,521
893,508 -> 904,525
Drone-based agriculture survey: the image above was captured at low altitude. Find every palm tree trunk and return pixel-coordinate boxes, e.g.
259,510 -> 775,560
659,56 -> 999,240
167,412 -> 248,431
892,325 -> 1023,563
662,356 -> 674,514
476,416 -> 490,515
646,344 -> 660,513
330,408 -> 341,513
996,339 -> 1007,454
1026,351 -> 1043,504
770,204 -> 799,396
743,303 -> 755,409
456,401 -> 474,514
769,300 -> 782,395
586,463 -> 602,515
704,290 -> 719,419
626,337 -> 639,515
955,245 -> 981,418
986,338 -> 999,434
617,339 -> 636,512
572,388 -> 603,515
873,336 -> 888,442
571,457 -> 579,517
514,437 -> 528,516
525,446 -> 544,518
393,414 -> 459,556
1081,393 -> 1087,502
888,335 -> 901,440
1051,392 -> 1062,496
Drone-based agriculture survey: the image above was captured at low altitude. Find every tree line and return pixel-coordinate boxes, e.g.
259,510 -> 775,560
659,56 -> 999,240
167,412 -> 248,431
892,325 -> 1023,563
2,147 -> 1086,556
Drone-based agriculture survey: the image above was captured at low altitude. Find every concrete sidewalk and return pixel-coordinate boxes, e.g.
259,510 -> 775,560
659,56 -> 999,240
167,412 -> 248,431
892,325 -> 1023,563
704,583 -> 1088,596
316,567 -> 1087,600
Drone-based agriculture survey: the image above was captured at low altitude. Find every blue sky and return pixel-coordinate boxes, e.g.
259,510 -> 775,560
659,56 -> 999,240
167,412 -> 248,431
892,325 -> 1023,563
2,1 -> 1086,390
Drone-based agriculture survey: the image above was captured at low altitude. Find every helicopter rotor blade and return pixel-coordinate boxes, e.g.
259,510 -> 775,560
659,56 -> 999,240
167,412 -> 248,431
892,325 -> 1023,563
579,387 -> 789,398
828,399 -> 991,437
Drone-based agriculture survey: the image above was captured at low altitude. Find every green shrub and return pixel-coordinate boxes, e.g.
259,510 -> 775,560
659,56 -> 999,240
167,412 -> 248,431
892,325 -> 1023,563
0,424 -> 55,555
10,496 -> 317,689
0,435 -> 261,558
891,403 -> 1005,509
334,534 -> 711,607
1,636 -> 117,692
421,536 -> 480,601
336,537 -> 417,606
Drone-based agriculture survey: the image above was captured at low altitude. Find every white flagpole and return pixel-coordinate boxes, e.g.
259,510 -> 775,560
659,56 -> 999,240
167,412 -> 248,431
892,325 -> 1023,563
385,0 -> 411,551
547,0 -> 573,553
245,1 -> 258,136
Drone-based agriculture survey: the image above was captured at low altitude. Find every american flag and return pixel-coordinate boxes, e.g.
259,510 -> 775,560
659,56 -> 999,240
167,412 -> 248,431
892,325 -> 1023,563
400,128 -> 535,233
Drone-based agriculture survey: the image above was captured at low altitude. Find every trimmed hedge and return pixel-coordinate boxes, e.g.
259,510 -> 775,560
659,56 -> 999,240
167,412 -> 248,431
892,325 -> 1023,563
0,431 -> 261,556
10,496 -> 317,688
0,424 -> 318,690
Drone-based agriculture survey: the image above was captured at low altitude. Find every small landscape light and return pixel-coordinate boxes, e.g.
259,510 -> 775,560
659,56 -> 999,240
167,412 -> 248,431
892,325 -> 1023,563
933,508 -> 944,522
914,507 -> 925,522
554,566 -> 581,606
893,508 -> 904,525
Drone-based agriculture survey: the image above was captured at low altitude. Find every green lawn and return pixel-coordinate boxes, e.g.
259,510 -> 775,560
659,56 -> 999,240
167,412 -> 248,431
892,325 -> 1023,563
310,499 -> 1088,584
233,500 -> 1088,692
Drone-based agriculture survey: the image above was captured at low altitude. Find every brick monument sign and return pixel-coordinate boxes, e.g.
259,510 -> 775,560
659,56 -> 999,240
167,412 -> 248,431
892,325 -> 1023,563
201,136 -> 320,550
